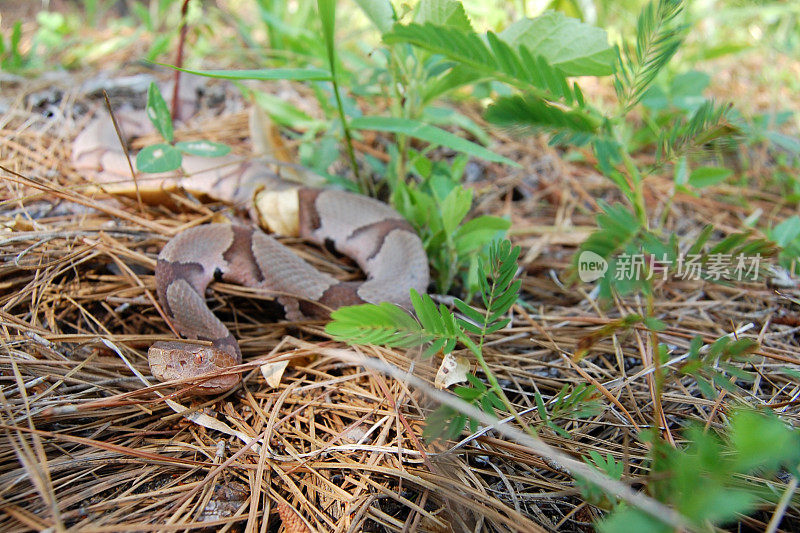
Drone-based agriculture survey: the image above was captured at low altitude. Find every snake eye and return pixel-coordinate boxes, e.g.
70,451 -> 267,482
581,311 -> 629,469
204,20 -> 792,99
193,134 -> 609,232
194,353 -> 204,365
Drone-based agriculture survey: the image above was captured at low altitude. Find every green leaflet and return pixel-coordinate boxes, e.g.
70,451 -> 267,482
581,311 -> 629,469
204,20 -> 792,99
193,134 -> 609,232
174,140 -> 231,158
384,22 -> 579,103
146,82 -> 173,143
485,93 -> 599,134
136,143 -> 181,173
162,66 -> 332,82
615,0 -> 688,111
350,116 -> 517,166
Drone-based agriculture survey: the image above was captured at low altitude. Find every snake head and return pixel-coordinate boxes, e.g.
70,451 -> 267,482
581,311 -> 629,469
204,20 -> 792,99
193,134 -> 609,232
148,341 -> 241,394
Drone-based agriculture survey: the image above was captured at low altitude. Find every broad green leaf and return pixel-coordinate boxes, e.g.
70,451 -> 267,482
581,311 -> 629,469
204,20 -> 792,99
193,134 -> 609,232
488,391 -> 504,411
597,507 -> 671,533
766,130 -> 800,155
465,373 -> 486,392
694,489 -> 756,525
453,215 -> 511,255
449,414 -> 467,439
251,89 -> 321,129
769,215 -> 800,247
422,106 -> 491,146
415,0 -> 473,31
643,317 -> 667,331
480,395 -> 495,415
175,140 -> 231,157
695,375 -> 716,399
350,116 -> 518,166
730,409 -> 800,473
453,386 -> 482,401
161,65 -> 333,81
440,186 -> 472,235
354,0 -> 395,34
136,143 -> 182,173
499,11 -> 615,76
688,166 -> 732,188
146,82 -> 173,143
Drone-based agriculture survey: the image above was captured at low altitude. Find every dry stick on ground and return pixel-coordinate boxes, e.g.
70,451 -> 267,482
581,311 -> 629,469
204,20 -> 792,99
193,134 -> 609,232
3,65 -> 800,530
288,338 -> 695,531
0,165 -> 173,235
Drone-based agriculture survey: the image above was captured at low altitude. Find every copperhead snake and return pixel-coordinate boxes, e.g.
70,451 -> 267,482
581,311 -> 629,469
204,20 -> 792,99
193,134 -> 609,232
73,89 -> 429,393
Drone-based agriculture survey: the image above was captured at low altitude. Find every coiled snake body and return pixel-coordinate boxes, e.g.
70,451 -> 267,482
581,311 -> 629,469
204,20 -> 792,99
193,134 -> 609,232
73,104 -> 429,393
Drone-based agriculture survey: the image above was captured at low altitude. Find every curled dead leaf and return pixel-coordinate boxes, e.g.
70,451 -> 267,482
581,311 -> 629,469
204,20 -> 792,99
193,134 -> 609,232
434,353 -> 470,389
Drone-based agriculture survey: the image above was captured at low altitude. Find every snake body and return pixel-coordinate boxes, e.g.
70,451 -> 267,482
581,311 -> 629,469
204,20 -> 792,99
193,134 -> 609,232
73,103 -> 429,393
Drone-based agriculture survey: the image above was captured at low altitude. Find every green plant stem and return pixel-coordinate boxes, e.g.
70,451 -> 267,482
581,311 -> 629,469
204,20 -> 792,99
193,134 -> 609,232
627,157 -> 648,230
614,124 -> 649,231
318,0 -> 370,196
387,45 -> 422,194
659,191 -> 675,229
463,261 -> 537,438
647,292 -> 666,440
471,343 -> 537,438
331,76 -> 370,195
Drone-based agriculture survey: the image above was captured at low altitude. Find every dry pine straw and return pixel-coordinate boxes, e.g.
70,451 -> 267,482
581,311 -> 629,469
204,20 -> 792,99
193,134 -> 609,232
0,77 -> 799,533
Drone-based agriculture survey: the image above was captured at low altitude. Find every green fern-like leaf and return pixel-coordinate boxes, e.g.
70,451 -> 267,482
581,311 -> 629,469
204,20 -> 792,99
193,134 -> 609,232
328,239 -> 526,443
615,0 -> 688,112
485,93 -> 600,136
410,289 -> 460,352
578,202 -> 642,262
657,100 -> 737,164
384,22 -> 578,103
325,302 -> 430,347
454,240 -> 522,357
325,290 -> 464,356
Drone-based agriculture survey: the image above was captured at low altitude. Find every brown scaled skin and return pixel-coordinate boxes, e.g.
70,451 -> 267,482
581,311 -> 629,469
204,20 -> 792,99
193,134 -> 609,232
73,105 -> 428,397
148,191 -> 429,396
148,341 -> 241,394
